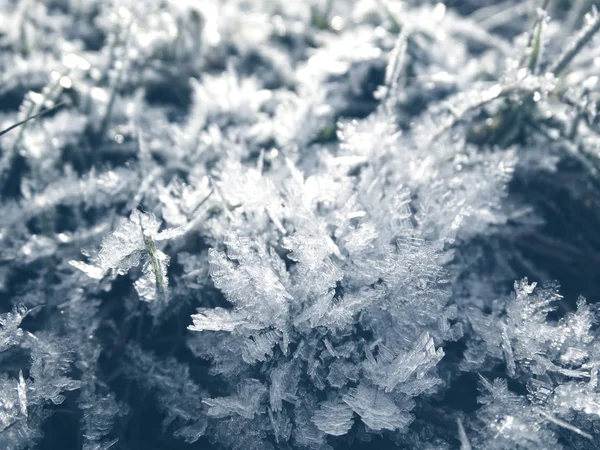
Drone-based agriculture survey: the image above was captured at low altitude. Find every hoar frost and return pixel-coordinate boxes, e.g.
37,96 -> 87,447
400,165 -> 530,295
1,0 -> 600,449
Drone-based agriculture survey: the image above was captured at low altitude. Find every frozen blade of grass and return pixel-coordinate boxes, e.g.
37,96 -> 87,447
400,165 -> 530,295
178,187 -> 215,235
526,9 -> 547,73
566,0 -> 595,32
551,7 -> 600,75
125,129 -> 162,212
97,17 -> 134,140
0,102 -> 65,138
429,83 -> 505,143
456,418 -> 472,450
99,439 -> 119,450
383,29 -> 408,109
137,213 -> 166,300
2,68 -> 70,189
449,16 -> 513,55
126,167 -> 162,213
310,0 -> 335,30
473,2 -> 530,30
17,77 -> 66,145
539,411 -> 593,440
144,235 -> 165,296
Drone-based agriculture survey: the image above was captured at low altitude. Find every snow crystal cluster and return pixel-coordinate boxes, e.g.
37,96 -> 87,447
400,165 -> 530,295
1,0 -> 600,449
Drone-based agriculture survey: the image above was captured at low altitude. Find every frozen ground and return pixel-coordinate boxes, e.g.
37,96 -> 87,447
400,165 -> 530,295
1,1 -> 600,449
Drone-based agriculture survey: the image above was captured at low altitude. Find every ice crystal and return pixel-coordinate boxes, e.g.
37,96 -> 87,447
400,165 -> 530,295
311,400 -> 354,436
70,210 -> 183,305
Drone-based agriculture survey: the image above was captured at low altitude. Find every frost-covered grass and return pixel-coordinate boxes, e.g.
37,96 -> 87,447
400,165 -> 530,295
1,0 -> 600,449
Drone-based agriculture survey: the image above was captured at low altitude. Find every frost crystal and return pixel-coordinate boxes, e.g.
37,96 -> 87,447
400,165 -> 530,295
342,384 -> 413,431
203,379 -> 267,420
311,400 -> 354,436
70,210 -> 183,305
0,305 -> 27,352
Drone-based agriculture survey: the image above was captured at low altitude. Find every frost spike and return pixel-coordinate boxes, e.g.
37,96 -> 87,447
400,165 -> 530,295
17,370 -> 27,418
456,418 -> 471,450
